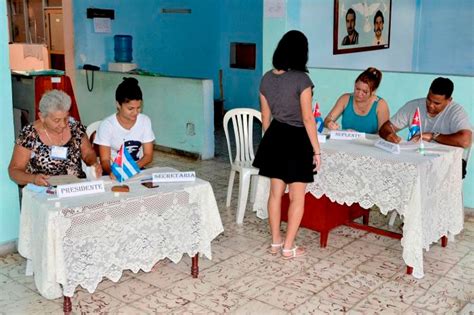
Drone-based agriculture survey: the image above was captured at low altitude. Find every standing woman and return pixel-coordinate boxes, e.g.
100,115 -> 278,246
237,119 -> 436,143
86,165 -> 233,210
253,30 -> 321,259
324,67 -> 389,134
94,77 -> 155,176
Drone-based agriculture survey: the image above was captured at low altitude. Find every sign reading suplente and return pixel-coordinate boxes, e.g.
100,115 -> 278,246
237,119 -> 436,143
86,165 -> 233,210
330,130 -> 366,140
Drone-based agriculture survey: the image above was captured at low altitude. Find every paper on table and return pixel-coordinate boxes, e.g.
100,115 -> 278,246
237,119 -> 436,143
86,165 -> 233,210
399,141 -> 435,150
47,175 -> 84,186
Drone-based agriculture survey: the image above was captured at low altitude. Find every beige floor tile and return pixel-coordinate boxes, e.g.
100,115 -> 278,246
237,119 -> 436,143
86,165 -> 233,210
423,257 -> 455,276
217,235 -> 265,253
219,252 -> 268,273
0,295 -> 63,314
307,260 -> 352,282
342,239 -> 385,257
167,277 -> 219,302
337,270 -> 385,293
282,271 -> 332,295
326,249 -> 371,269
359,232 -> 400,247
458,252 -> 474,267
375,279 -> 427,304
412,290 -> 465,314
315,282 -> 367,310
171,302 -> 216,314
291,295 -> 348,314
193,286 -> 250,313
350,293 -> 410,314
0,253 -> 24,267
403,307 -> 436,315
428,277 -> 474,302
233,299 -> 287,315
199,262 -> 248,286
249,260 -> 302,283
134,264 -> 190,289
391,272 -> 441,291
71,290 -> 124,314
356,258 -> 402,279
226,274 -> 276,298
113,304 -> 150,314
102,277 -> 160,303
424,245 -> 469,265
255,285 -> 312,311
130,289 -> 190,313
331,225 -> 368,239
321,234 -> 355,249
445,264 -> 474,284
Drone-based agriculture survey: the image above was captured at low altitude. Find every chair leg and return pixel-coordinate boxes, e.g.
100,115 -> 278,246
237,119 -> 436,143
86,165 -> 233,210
388,210 -> 397,226
236,172 -> 251,224
441,236 -> 448,247
249,175 -> 258,203
226,170 -> 236,207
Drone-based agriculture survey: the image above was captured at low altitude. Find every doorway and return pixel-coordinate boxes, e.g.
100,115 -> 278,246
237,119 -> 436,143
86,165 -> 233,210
44,7 -> 64,70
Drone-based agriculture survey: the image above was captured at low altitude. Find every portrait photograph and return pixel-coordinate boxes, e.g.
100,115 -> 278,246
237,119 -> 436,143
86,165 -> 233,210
333,0 -> 391,54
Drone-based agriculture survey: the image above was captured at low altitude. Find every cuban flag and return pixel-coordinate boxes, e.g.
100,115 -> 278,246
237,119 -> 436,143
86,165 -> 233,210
407,107 -> 422,141
313,102 -> 324,133
111,144 -> 141,182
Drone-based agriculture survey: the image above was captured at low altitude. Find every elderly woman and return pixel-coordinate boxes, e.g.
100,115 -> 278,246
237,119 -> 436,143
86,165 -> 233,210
8,90 -> 102,186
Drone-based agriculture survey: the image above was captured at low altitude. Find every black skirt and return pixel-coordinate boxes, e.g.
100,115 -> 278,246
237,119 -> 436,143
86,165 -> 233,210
253,119 -> 314,183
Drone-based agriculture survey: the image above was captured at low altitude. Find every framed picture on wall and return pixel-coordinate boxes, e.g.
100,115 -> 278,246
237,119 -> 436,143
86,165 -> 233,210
333,0 -> 391,54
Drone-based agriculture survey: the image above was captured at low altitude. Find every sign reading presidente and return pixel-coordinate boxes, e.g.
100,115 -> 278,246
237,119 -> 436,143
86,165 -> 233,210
374,139 -> 400,154
330,130 -> 366,140
152,171 -> 196,183
56,180 -> 105,198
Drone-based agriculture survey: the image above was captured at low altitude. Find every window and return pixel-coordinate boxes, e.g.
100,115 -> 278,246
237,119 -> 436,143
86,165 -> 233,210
230,42 -> 256,70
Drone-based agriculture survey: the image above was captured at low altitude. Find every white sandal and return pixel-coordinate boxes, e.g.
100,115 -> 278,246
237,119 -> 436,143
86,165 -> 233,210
281,246 -> 306,260
268,241 -> 284,255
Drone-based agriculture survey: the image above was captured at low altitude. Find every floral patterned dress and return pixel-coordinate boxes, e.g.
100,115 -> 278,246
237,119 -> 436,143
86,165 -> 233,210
17,120 -> 87,178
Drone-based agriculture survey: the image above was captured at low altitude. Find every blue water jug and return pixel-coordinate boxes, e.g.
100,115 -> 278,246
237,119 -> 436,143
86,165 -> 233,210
114,35 -> 133,62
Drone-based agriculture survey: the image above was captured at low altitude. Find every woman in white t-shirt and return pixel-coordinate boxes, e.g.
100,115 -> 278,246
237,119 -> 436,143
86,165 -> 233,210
94,77 -> 155,175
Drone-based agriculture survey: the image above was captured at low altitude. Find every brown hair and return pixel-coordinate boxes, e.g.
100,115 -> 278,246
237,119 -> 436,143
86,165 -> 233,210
355,67 -> 382,93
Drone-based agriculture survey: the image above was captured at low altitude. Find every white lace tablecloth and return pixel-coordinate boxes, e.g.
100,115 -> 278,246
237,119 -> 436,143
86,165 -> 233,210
18,167 -> 224,299
253,138 -> 464,278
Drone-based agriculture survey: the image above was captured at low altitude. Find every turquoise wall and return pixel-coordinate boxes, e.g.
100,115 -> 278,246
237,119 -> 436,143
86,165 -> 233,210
75,71 -> 215,159
263,1 -> 474,206
73,0 -> 262,109
414,0 -> 474,76
0,3 -> 20,245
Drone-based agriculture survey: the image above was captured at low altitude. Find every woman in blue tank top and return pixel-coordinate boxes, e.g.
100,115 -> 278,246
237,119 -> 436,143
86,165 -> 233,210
324,67 -> 389,134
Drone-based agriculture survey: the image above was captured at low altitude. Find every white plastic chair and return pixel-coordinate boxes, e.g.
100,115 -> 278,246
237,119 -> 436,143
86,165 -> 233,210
223,108 -> 262,224
82,121 -> 102,179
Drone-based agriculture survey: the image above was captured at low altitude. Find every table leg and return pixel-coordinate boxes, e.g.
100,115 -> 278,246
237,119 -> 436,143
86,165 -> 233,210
63,296 -> 72,313
191,254 -> 199,278
406,266 -> 413,275
320,231 -> 329,248
441,236 -> 448,247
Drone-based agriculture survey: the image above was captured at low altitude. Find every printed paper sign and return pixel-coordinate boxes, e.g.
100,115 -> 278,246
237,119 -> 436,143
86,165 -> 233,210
153,171 -> 196,183
330,130 -> 366,140
318,134 -> 327,143
56,180 -> 105,198
374,139 -> 400,154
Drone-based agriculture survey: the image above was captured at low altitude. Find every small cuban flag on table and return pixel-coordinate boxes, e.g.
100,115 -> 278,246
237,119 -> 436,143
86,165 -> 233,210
111,144 -> 141,182
407,107 -> 422,141
313,102 -> 324,133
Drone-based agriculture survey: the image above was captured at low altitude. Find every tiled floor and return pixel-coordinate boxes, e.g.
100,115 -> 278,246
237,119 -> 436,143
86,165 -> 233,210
1,128 -> 473,314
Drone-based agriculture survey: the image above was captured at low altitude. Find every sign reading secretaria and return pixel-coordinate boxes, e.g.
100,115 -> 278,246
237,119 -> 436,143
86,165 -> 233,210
152,171 -> 196,183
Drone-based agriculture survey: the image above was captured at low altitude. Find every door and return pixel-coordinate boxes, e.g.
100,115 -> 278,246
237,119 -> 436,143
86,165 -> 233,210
44,8 -> 64,70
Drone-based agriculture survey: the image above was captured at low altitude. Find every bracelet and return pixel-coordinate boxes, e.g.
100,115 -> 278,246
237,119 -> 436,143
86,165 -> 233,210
314,152 -> 321,155
432,133 -> 440,141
